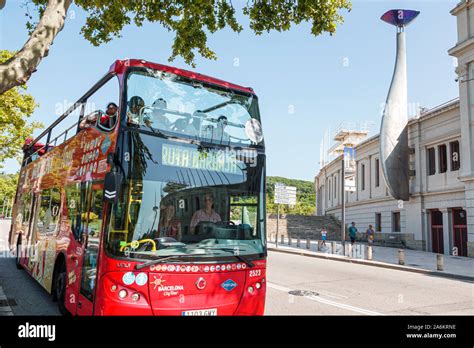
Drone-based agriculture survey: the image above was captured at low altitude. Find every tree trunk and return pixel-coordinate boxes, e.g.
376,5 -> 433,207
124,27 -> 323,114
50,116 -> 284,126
0,0 -> 72,95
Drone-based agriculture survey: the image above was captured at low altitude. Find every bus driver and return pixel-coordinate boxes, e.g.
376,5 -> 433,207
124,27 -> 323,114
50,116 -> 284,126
190,194 -> 221,234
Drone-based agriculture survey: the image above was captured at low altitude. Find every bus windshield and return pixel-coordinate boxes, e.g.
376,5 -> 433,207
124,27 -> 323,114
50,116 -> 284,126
106,132 -> 266,261
125,69 -> 264,146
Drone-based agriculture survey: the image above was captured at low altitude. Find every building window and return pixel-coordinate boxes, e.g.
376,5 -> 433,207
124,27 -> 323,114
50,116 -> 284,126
375,158 -> 380,187
427,147 -> 436,175
334,176 -> 337,199
375,213 -> 381,232
361,164 -> 365,191
438,144 -> 447,173
328,179 -> 331,201
450,141 -> 460,171
392,212 -> 401,232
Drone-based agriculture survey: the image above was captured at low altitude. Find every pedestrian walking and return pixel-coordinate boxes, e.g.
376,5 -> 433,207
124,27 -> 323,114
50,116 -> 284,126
321,226 -> 327,247
348,222 -> 357,245
366,224 -> 375,247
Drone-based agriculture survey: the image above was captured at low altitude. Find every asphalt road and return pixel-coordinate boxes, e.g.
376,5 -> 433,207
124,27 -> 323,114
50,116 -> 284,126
264,251 -> 474,315
0,249 -> 472,316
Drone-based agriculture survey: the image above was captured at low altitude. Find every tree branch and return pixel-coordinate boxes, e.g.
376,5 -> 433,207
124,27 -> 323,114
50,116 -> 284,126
0,0 -> 72,95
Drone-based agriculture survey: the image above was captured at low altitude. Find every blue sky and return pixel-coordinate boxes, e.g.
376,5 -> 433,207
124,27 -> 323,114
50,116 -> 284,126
0,0 -> 459,180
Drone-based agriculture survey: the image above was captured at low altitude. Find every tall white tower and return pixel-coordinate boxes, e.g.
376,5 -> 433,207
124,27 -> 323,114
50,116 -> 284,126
379,9 -> 420,201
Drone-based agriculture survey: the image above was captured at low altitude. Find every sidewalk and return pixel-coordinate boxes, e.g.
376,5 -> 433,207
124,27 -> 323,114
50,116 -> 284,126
267,237 -> 474,281
0,218 -> 11,254
0,286 -> 13,316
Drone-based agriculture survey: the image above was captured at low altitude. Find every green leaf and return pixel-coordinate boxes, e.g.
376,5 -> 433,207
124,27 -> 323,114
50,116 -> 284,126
0,50 -> 42,168
68,0 -> 351,66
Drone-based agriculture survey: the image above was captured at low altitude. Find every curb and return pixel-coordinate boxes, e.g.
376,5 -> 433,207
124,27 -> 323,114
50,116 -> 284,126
268,247 -> 474,282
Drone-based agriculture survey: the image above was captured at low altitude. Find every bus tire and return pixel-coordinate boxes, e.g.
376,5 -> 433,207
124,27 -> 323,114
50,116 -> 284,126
54,261 -> 69,315
15,236 -> 23,270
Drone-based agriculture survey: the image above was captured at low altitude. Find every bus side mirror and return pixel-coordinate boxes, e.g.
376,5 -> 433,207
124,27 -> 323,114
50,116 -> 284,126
104,170 -> 122,203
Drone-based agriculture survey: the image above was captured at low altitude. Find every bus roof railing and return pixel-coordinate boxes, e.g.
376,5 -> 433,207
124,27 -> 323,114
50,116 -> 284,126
23,73 -> 114,157
23,120 -> 80,167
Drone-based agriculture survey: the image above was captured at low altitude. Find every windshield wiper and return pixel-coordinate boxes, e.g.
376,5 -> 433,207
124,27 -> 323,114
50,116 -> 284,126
135,253 -> 213,270
135,248 -> 255,270
201,247 -> 255,268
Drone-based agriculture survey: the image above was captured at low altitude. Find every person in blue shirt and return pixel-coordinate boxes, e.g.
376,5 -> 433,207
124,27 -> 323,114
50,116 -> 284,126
348,222 -> 358,245
321,226 -> 327,247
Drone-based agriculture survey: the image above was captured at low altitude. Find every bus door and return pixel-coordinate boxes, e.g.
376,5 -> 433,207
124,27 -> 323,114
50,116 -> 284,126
31,188 -> 61,289
17,191 -> 35,266
76,185 -> 104,315
64,181 -> 91,315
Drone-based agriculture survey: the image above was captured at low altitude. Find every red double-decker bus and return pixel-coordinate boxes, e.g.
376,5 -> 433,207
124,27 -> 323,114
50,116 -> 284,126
9,59 -> 266,315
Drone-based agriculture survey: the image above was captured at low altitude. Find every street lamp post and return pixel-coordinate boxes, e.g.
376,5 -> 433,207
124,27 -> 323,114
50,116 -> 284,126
341,155 -> 345,247
380,9 -> 420,201
275,203 -> 280,248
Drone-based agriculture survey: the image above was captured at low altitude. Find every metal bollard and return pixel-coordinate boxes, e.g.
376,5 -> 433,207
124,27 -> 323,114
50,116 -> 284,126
306,238 -> 310,249
366,245 -> 373,260
331,241 -> 337,254
398,249 -> 405,265
296,237 -> 300,248
317,240 -> 321,251
288,236 -> 292,246
347,244 -> 352,258
281,235 -> 284,245
437,254 -> 444,271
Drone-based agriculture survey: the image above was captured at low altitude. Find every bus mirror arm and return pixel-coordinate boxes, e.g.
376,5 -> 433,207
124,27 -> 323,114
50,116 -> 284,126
107,152 -> 126,177
107,152 -> 114,164
104,162 -> 123,204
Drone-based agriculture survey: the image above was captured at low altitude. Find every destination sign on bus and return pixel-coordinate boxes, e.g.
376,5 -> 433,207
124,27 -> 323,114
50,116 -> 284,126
162,144 -> 242,174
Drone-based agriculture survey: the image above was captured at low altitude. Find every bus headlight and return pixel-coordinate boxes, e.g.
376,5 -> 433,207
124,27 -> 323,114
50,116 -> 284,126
131,293 -> 140,301
255,282 -> 261,290
248,286 -> 254,294
118,289 -> 128,299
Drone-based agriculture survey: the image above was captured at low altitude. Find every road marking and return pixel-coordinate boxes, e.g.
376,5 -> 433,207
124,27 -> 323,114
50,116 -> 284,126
267,282 -> 383,316
316,290 -> 349,300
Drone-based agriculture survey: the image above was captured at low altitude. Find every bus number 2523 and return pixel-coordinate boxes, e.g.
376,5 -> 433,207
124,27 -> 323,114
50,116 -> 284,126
249,269 -> 262,277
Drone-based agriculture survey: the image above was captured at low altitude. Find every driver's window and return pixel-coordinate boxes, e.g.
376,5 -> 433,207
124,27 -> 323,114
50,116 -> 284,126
230,196 -> 257,235
80,76 -> 119,132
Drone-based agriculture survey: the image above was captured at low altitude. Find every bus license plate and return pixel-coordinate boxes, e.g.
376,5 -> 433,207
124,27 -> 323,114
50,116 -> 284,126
182,308 -> 217,316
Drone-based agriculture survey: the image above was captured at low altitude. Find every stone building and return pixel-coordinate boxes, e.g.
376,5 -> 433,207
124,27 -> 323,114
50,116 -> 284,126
314,1 -> 474,258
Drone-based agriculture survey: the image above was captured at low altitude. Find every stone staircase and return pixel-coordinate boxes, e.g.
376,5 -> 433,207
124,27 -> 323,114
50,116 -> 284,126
267,214 -> 409,249
267,214 -> 342,241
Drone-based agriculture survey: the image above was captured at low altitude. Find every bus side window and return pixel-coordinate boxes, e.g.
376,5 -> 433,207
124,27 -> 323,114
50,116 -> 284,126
38,188 -> 60,234
37,189 -> 51,234
21,192 -> 32,229
49,188 -> 61,234
65,184 -> 82,240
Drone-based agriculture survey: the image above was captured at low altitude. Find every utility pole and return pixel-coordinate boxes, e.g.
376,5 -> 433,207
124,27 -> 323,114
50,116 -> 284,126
275,204 -> 280,247
341,155 -> 346,245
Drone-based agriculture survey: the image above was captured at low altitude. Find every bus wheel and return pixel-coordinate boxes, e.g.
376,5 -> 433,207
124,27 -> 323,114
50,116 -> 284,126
15,236 -> 23,270
55,262 -> 69,315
